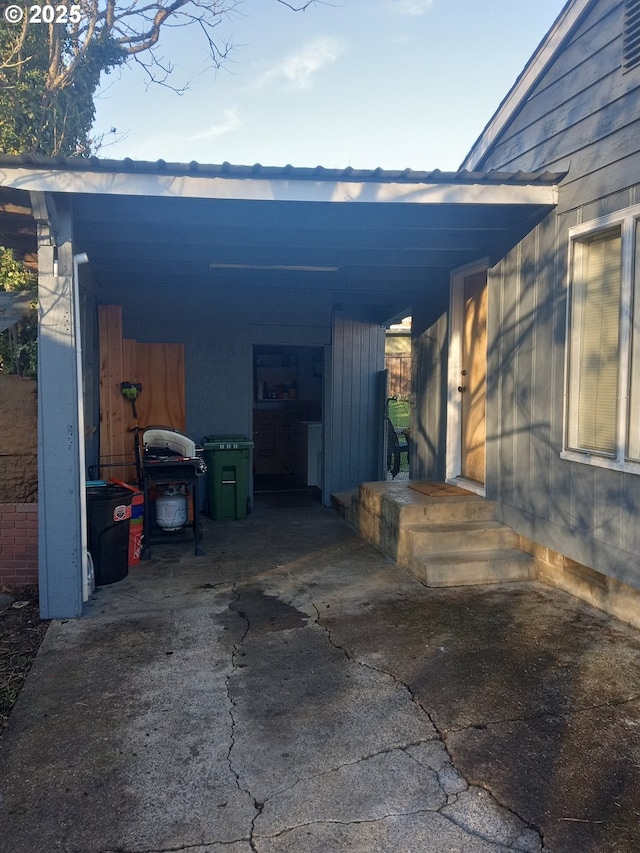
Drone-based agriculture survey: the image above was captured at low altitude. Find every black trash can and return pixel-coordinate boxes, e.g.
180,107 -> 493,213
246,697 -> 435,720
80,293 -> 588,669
86,485 -> 133,585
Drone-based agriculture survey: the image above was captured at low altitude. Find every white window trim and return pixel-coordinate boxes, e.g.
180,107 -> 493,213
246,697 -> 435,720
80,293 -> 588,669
562,203 -> 640,473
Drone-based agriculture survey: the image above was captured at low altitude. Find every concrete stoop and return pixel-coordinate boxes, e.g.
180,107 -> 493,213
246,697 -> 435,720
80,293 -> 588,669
333,481 -> 535,588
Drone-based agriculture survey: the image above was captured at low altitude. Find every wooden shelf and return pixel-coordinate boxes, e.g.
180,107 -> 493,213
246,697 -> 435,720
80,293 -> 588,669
255,350 -> 298,402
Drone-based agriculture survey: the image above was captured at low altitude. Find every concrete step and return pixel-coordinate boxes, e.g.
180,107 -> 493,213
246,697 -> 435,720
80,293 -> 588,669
358,483 -> 497,526
331,488 -> 359,527
407,548 -> 535,588
347,481 -> 534,591
406,519 -> 519,555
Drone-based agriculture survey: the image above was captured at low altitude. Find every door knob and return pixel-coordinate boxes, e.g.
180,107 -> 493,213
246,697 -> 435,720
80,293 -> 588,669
458,385 -> 466,393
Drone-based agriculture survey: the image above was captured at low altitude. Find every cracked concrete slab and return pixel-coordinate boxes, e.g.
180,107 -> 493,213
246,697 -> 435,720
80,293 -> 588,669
314,574 -> 640,852
104,845 -> 253,853
440,788 -> 542,851
1,503 -> 640,852
254,748 -> 446,835
227,614 -> 438,800
256,811 -> 532,853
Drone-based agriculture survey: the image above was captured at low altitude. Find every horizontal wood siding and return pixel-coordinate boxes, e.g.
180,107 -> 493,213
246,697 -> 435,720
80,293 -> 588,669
330,309 -> 385,492
481,0 -> 640,213
487,2 -> 623,171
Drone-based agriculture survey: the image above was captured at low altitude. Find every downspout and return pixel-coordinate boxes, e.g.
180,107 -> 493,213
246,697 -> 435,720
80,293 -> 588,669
73,252 -> 90,601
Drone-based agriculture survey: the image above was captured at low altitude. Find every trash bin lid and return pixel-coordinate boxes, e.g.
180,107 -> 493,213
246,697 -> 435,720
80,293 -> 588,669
86,484 -> 133,501
203,436 -> 253,450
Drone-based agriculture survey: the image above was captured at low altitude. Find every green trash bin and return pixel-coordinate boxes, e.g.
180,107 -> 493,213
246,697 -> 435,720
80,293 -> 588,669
203,436 -> 253,520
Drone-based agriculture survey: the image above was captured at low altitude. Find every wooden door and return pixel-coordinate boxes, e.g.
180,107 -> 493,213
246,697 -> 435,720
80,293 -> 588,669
460,270 -> 487,484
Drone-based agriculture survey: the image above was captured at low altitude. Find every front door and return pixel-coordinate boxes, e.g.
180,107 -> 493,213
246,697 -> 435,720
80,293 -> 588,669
459,270 -> 487,485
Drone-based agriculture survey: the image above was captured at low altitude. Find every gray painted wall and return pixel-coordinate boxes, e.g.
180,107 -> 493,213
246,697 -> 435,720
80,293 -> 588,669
485,202 -> 640,590
329,307 -> 386,492
465,0 -> 640,588
111,285 -> 332,446
411,272 -> 450,481
103,282 -> 385,498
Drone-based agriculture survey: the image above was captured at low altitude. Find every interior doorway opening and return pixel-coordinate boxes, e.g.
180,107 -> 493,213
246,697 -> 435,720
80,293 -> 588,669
385,316 -> 412,480
252,345 -> 324,503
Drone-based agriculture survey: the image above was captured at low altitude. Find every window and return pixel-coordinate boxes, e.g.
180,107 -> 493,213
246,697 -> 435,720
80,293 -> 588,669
564,206 -> 640,472
566,228 -> 621,455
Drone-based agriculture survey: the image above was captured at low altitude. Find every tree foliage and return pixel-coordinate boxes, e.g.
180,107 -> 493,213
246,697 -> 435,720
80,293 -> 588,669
0,1 -> 319,157
0,19 -> 122,156
0,1 -> 319,379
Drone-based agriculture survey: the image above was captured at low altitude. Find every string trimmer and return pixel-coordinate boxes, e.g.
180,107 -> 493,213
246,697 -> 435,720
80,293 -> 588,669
120,382 -> 143,486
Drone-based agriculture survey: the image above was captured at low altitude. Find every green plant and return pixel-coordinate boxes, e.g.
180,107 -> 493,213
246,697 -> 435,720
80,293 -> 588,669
0,247 -> 37,378
0,685 -> 19,710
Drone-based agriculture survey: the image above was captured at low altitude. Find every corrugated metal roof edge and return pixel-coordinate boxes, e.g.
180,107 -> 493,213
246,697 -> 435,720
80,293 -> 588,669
0,153 -> 564,186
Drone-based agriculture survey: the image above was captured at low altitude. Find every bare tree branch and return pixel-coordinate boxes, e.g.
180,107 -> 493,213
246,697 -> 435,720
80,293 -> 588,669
0,1 -> 326,155
276,1 -> 317,9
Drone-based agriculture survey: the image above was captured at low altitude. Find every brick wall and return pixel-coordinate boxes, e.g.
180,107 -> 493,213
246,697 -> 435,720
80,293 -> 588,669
0,503 -> 38,587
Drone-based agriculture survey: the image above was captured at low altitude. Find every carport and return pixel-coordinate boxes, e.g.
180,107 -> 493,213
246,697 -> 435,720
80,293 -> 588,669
0,155 -> 560,618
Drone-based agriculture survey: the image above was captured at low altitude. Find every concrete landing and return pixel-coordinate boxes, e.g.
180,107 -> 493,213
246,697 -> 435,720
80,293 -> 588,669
341,481 -> 535,587
0,506 -> 639,851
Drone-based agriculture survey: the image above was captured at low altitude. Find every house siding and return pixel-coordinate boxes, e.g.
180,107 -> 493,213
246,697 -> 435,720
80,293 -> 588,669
330,308 -> 386,492
479,0 -> 640,214
412,273 -> 450,481
471,0 -> 640,590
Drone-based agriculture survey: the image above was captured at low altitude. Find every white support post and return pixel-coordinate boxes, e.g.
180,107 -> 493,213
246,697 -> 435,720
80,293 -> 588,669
34,194 -> 84,619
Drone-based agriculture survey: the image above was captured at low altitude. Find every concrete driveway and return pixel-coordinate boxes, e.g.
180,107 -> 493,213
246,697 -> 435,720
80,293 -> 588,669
1,496 -> 639,852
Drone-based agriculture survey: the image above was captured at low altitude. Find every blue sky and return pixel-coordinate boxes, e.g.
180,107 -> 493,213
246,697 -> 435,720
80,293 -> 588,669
93,0 -> 569,171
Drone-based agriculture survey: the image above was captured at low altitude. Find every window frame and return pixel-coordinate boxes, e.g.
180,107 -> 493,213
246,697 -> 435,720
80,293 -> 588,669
562,205 -> 639,473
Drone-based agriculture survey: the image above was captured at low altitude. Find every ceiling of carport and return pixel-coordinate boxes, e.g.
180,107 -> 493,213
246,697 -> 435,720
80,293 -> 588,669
70,192 -> 554,308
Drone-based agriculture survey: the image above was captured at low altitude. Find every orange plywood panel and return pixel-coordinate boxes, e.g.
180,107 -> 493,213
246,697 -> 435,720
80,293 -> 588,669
136,342 -> 186,432
98,305 -> 127,463
99,309 -> 186,480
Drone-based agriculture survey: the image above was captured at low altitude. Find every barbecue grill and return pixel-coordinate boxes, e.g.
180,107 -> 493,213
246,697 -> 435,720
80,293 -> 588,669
141,428 -> 206,559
